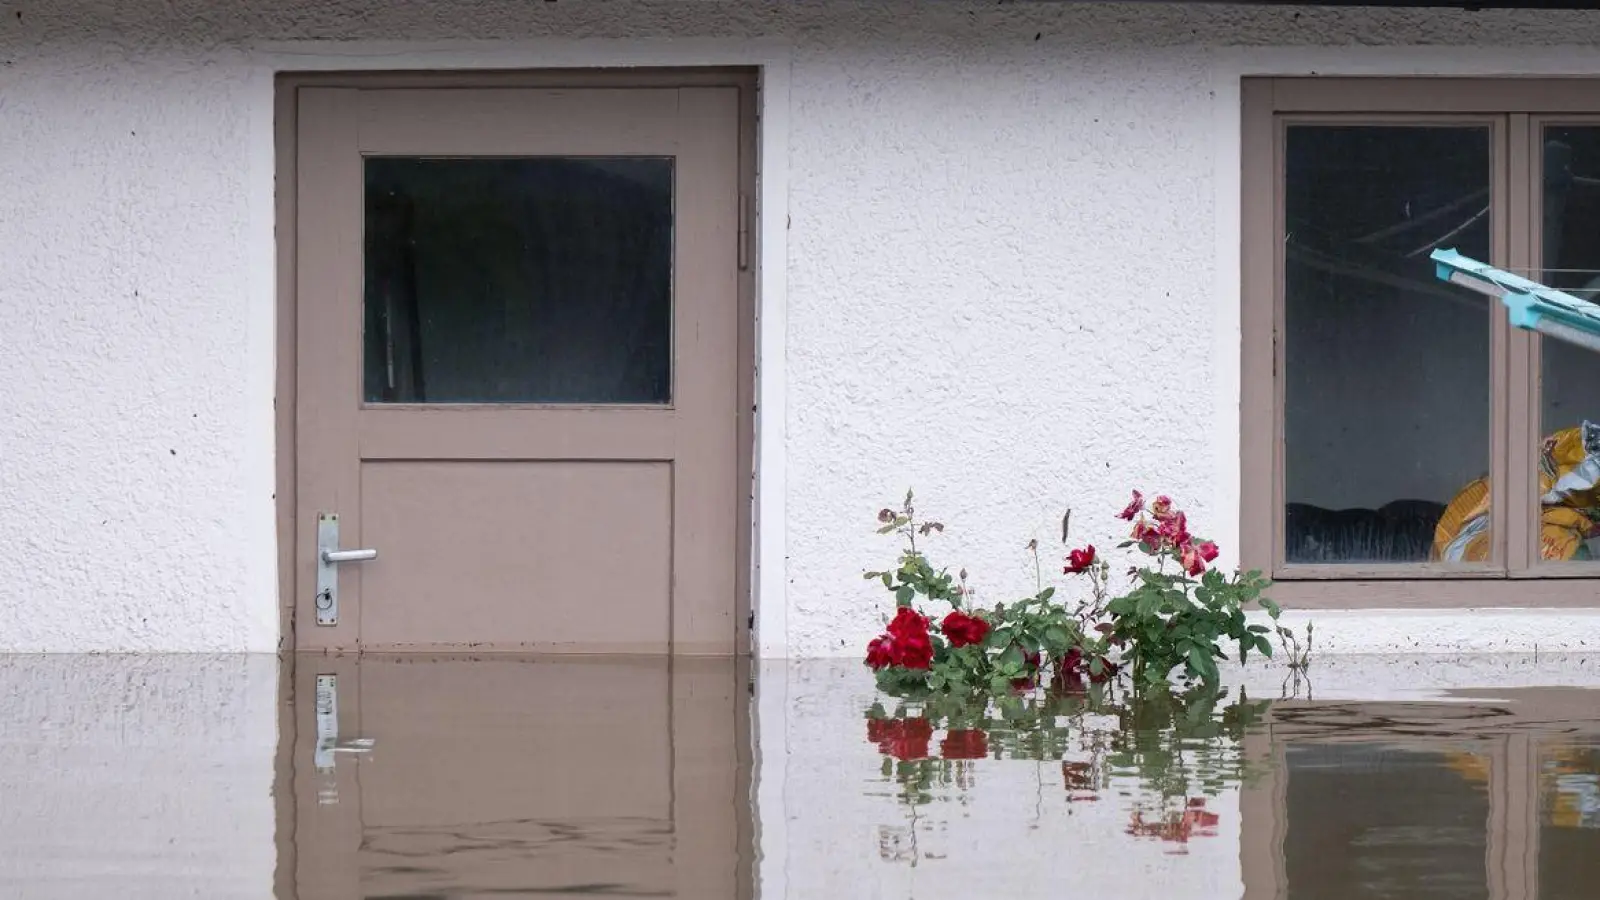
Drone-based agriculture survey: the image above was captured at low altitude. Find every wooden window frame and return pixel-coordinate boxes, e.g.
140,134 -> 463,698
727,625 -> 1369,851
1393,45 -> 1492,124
1242,77 -> 1600,609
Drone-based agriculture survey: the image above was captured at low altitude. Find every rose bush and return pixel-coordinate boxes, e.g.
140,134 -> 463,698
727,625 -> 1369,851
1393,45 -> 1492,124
864,489 -> 1295,694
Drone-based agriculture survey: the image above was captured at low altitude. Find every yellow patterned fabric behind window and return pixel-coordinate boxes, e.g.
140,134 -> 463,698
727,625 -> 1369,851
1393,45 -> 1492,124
1433,423 -> 1600,562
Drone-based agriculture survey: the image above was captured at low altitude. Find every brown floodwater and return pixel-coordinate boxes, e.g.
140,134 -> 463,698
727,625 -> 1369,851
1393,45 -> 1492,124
3,654 -> 1600,898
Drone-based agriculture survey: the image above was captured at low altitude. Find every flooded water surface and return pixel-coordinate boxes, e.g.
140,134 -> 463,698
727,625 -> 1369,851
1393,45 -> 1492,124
4,655 -> 1600,898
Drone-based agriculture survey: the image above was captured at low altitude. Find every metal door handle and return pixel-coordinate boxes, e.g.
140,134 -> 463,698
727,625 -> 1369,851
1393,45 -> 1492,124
315,513 -> 374,627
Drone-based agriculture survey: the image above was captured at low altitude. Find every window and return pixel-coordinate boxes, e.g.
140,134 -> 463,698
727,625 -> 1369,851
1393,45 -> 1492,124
1242,78 -> 1600,607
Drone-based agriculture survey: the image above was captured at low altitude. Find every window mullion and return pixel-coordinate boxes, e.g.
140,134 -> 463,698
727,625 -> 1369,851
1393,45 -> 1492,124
1505,113 -> 1537,574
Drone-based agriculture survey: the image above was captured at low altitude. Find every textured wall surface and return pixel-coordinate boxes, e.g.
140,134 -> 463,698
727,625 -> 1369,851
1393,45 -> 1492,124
0,655 -> 277,898
0,39 -> 273,650
8,2 -> 1600,651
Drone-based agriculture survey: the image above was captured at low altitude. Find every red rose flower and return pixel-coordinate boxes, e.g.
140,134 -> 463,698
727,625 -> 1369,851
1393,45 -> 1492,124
941,611 -> 990,648
887,607 -> 929,640
1131,518 -> 1162,548
1052,650 -> 1087,693
1064,545 -> 1097,574
865,635 -> 896,670
1196,540 -> 1220,563
1150,495 -> 1175,521
883,607 -> 935,668
866,608 -> 936,670
1180,542 -> 1207,577
940,728 -> 989,760
1055,648 -> 1119,688
867,716 -> 933,760
1158,511 -> 1190,547
1118,490 -> 1146,520
896,630 -> 934,669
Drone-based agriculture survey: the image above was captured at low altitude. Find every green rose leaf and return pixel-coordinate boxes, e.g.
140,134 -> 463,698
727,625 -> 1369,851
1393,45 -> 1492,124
998,644 -> 1025,670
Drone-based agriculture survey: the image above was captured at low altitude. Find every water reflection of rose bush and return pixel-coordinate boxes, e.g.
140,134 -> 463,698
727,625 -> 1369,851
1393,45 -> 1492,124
1126,798 -> 1222,854
866,716 -> 935,761
939,728 -> 989,760
864,683 -> 1272,846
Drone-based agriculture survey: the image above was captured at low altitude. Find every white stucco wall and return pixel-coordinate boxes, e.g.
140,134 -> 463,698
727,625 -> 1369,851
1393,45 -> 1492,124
11,2 -> 1600,652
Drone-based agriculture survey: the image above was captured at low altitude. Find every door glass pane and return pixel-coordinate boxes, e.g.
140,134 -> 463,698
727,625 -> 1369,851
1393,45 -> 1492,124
1537,127 -> 1600,563
363,157 -> 674,405
1283,125 -> 1493,565
1537,738 -> 1600,899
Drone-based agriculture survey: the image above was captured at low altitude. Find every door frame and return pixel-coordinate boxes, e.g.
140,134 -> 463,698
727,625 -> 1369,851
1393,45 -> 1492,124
272,68 -> 760,657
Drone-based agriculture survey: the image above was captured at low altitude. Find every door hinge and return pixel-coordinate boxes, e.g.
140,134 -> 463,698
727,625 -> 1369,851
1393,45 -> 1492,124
737,191 -> 751,271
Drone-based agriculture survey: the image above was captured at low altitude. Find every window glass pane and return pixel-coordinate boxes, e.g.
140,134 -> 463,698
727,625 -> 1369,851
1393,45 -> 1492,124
363,157 -> 674,405
1283,125 -> 1493,565
1537,127 -> 1600,563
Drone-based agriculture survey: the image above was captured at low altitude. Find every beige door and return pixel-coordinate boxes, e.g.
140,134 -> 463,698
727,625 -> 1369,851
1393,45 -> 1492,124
290,81 -> 747,653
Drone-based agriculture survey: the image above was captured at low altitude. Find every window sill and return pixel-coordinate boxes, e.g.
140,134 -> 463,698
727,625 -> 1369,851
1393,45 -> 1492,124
1262,578 -> 1600,610
1275,563 -> 1502,581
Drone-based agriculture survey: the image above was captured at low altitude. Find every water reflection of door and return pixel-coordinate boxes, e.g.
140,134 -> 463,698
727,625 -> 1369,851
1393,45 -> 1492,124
281,656 -> 750,899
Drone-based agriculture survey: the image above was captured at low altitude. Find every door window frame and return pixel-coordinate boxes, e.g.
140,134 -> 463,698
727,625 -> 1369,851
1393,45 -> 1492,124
1242,77 -> 1600,608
